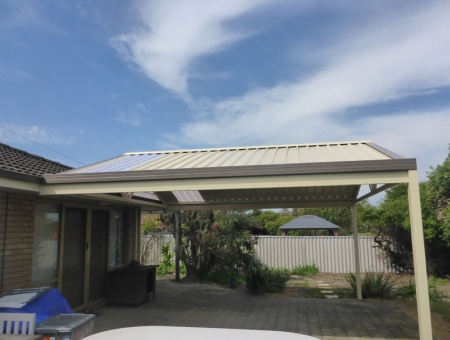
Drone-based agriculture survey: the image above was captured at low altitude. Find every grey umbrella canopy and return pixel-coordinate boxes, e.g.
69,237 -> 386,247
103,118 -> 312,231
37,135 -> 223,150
279,215 -> 341,235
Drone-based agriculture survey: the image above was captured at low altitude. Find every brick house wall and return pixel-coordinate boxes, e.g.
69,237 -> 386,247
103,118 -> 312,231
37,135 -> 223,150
123,207 -> 141,265
0,191 -> 36,294
0,189 -> 142,298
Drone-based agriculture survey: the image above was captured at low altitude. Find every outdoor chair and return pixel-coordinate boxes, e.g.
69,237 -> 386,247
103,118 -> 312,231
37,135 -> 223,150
0,312 -> 36,335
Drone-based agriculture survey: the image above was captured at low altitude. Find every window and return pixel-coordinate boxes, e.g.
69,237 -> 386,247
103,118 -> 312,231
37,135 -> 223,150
108,210 -> 123,268
32,203 -> 60,283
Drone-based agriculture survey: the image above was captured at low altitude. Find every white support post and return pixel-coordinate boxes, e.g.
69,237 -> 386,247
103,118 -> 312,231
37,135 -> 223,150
351,204 -> 362,300
175,212 -> 181,282
407,170 -> 433,340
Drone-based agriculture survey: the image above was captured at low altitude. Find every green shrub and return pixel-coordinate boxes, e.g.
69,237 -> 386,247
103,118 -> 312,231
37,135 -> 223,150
200,268 -> 245,286
179,260 -> 187,275
397,277 -> 447,301
430,275 -> 449,287
265,268 -> 291,293
291,264 -> 319,275
245,260 -> 268,294
157,243 -> 173,275
346,272 -> 396,298
396,278 -> 416,300
245,260 -> 290,294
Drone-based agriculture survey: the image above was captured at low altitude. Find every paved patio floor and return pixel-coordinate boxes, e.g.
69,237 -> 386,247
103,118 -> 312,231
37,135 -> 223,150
92,278 -> 420,340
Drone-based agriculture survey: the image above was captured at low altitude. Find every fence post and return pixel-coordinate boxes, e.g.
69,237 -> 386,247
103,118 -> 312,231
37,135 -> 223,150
351,205 -> 362,300
174,212 -> 181,282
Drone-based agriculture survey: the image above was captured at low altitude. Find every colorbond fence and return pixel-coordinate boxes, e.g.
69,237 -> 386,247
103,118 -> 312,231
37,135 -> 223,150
140,235 -> 399,273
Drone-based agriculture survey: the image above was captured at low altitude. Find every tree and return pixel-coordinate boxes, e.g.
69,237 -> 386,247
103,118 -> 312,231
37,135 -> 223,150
427,145 -> 450,245
253,205 -> 375,236
255,210 -> 295,235
364,147 -> 450,276
161,210 -> 258,280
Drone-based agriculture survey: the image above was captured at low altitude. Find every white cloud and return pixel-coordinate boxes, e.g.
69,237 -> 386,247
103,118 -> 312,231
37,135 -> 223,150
0,2 -> 44,28
115,109 -> 142,127
349,110 -> 450,180
169,1 -> 450,178
0,1 -> 66,34
0,123 -> 73,145
110,0 -> 271,97
0,66 -> 33,80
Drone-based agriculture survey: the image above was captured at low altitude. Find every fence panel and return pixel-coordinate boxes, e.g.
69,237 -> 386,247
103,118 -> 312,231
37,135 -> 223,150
140,235 -> 399,273
140,235 -> 175,265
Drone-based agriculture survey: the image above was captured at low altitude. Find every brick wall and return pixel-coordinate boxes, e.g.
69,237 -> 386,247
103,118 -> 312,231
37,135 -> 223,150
123,207 -> 141,265
0,189 -> 142,297
0,191 -> 36,294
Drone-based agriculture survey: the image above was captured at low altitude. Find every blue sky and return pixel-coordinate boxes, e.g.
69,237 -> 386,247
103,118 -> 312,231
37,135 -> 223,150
1,0 -> 449,182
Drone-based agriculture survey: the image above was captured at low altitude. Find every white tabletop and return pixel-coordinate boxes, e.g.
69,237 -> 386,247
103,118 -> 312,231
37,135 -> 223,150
84,326 -> 319,340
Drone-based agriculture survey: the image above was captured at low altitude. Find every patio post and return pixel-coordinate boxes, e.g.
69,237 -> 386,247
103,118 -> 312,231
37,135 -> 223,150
407,170 -> 432,339
175,211 -> 181,282
351,204 -> 362,300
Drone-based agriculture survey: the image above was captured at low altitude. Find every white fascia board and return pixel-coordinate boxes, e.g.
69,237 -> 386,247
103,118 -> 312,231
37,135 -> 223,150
39,171 -> 409,196
0,177 -> 40,193
76,193 -> 167,209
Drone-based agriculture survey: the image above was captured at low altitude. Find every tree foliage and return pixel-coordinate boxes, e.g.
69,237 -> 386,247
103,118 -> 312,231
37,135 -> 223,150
161,210 -> 258,279
427,145 -> 450,244
254,205 -> 371,236
254,210 -> 295,235
364,147 -> 450,276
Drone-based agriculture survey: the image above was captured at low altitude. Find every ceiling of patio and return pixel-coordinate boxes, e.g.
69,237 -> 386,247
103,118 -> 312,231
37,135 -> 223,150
41,141 -> 417,211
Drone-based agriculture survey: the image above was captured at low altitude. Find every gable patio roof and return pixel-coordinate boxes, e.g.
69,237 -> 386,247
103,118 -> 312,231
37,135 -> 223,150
21,140 -> 433,338
41,140 -> 415,211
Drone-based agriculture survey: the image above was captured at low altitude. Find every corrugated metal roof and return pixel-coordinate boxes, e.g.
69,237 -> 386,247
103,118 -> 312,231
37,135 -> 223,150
40,140 -> 415,211
279,215 -> 341,230
69,141 -> 395,174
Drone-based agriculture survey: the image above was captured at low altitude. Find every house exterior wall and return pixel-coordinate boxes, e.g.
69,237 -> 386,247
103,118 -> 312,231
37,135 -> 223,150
123,207 -> 140,265
0,189 -> 141,303
0,191 -> 36,294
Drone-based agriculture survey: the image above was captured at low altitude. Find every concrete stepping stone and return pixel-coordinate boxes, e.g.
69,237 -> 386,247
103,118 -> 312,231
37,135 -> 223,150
325,295 -> 339,298
321,290 -> 334,294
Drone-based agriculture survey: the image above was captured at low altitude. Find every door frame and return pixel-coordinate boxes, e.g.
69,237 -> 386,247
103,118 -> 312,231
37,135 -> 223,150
58,203 -> 121,310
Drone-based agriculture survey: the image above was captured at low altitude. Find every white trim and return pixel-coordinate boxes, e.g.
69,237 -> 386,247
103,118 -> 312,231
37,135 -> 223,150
40,171 -> 410,196
0,177 -> 40,193
124,140 -> 373,155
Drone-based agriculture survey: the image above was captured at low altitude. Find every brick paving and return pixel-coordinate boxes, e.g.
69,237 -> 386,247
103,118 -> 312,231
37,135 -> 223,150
92,278 -> 420,340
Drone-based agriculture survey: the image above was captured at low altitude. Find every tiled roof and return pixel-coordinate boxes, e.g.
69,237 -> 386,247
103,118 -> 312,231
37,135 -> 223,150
0,143 -> 72,177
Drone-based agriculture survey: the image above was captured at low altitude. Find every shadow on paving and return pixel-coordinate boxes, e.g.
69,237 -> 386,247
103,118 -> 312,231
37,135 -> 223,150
92,278 -> 419,340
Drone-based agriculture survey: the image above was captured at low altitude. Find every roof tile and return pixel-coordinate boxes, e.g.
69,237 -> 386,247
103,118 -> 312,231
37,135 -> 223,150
0,143 -> 72,177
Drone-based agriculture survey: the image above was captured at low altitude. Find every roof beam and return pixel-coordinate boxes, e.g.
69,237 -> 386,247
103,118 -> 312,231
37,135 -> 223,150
40,171 -> 410,196
78,193 -> 167,209
165,200 -> 355,211
356,183 -> 396,202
